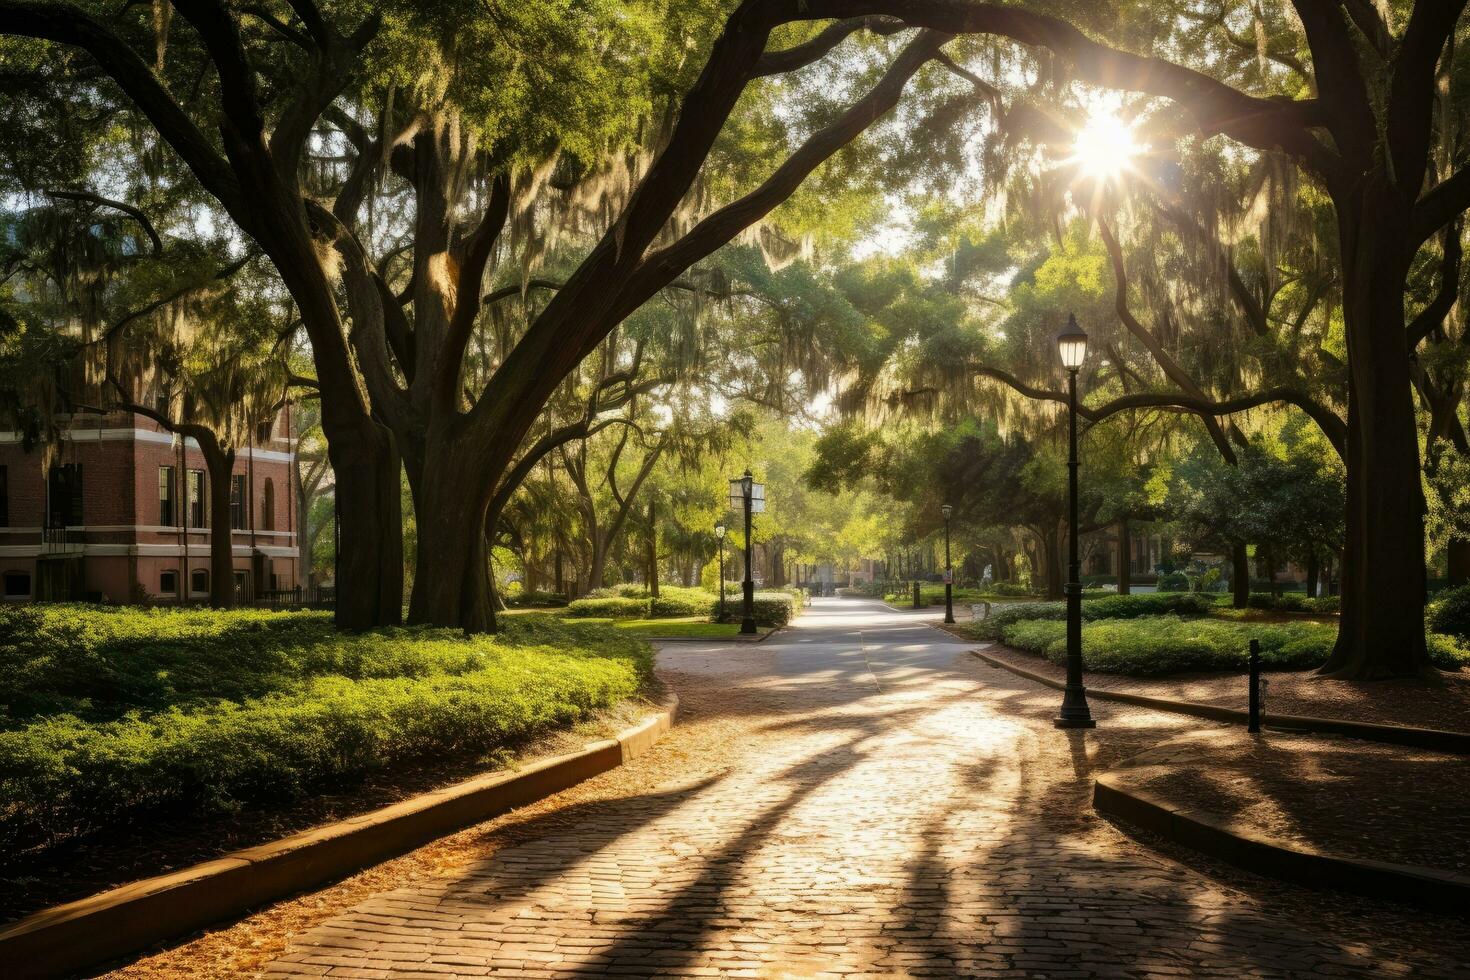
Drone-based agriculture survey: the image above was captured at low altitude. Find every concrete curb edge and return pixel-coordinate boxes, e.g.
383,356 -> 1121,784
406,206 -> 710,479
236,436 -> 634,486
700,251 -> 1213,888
0,694 -> 680,979
969,648 -> 1470,754
1092,774 -> 1470,914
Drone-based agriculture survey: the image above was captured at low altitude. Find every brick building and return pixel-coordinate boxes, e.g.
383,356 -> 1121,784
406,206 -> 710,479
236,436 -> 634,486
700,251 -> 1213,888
0,409 -> 299,604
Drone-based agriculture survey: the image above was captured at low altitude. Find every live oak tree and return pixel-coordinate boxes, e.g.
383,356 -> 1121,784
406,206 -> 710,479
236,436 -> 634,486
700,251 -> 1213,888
8,0 -> 1468,676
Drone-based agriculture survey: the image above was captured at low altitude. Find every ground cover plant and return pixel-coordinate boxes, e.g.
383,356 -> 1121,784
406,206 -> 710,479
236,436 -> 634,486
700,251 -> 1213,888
0,606 -> 650,856
566,585 -> 802,626
965,593 -> 1221,639
988,615 -> 1469,677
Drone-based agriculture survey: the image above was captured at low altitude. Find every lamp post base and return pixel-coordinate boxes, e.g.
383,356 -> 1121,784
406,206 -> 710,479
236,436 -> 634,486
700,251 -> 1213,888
740,618 -> 757,635
1053,715 -> 1097,729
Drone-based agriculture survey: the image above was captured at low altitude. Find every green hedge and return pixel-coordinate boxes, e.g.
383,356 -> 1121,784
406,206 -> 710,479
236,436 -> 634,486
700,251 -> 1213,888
0,606 -> 649,854
566,596 -> 649,618
570,585 -> 804,626
994,614 -> 1470,676
648,586 -> 721,619
1243,592 -> 1340,614
968,593 -> 1219,639
1428,584 -> 1470,640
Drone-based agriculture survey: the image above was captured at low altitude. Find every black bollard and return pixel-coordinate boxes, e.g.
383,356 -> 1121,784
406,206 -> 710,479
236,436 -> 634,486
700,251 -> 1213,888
912,580 -> 922,609
1247,638 -> 1261,734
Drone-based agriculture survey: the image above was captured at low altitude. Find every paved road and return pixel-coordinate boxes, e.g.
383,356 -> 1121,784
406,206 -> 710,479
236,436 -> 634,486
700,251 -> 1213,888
260,599 -> 1470,979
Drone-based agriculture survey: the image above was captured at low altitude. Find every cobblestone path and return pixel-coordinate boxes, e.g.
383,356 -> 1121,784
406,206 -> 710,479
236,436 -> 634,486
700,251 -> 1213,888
250,600 -> 1468,979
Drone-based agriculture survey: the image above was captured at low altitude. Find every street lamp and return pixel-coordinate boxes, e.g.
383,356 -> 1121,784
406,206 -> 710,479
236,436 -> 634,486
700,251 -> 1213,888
942,503 -> 955,624
1055,313 -> 1096,729
715,523 -> 728,623
728,471 -> 765,635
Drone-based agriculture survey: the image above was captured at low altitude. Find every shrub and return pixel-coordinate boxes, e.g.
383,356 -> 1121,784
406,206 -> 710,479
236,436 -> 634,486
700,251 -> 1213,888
988,582 -> 1035,597
505,590 -> 568,608
968,592 -> 1218,639
0,607 -> 649,854
1427,584 -> 1470,640
1156,572 -> 1189,592
566,596 -> 648,618
1244,592 -> 1339,614
994,614 -> 1469,676
648,586 -> 717,619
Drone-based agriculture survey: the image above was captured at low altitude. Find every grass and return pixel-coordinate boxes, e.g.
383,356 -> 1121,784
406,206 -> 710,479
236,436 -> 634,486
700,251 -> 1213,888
0,605 -> 651,856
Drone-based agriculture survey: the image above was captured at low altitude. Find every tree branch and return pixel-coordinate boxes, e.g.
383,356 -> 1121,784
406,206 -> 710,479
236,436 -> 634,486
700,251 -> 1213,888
1415,165 -> 1470,243
2,0 -> 241,209
44,188 -> 162,257
966,362 -> 1347,457
1409,221 -> 1463,348
752,16 -> 905,77
435,172 -> 511,413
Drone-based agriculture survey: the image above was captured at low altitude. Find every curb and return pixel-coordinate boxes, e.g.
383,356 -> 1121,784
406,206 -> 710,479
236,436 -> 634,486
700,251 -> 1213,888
1093,774 -> 1470,914
0,695 -> 680,980
648,625 -> 780,642
970,648 -> 1470,754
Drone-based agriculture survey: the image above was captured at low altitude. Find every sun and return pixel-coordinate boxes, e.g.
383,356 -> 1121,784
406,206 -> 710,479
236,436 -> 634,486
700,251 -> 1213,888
1071,108 -> 1146,182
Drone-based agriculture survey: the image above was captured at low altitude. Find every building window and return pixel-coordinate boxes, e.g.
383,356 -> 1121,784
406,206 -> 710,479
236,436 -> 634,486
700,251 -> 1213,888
230,474 -> 247,529
233,570 -> 248,600
0,465 -> 7,527
191,568 -> 208,595
256,419 -> 273,444
3,571 -> 29,598
188,470 -> 205,528
160,570 -> 178,596
47,463 -> 83,527
159,465 -> 176,526
261,478 -> 275,531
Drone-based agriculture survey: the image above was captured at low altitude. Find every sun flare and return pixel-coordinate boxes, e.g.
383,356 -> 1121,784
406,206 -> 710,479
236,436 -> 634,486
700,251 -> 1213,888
1071,108 -> 1146,182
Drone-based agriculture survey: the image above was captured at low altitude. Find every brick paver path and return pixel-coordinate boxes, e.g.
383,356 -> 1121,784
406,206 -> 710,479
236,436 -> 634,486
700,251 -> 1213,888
260,600 -> 1470,979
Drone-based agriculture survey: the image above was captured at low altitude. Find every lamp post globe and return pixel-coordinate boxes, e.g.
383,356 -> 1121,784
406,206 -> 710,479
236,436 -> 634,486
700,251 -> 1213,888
941,503 -> 955,624
715,523 -> 727,623
1055,313 -> 1096,730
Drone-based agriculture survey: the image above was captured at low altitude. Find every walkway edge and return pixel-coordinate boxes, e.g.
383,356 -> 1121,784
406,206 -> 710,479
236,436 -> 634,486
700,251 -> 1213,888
0,694 -> 680,980
1093,774 -> 1470,914
970,648 -> 1470,754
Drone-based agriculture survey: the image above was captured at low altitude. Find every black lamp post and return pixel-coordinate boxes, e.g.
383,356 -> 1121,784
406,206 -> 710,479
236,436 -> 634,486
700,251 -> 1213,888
729,471 -> 764,635
1055,313 -> 1096,730
942,503 -> 955,624
715,523 -> 728,623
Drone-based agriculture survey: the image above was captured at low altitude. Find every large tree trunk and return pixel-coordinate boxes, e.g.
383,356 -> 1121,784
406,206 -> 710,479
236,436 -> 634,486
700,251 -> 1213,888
1306,554 -> 1320,599
1116,519 -> 1131,595
1321,189 -> 1431,679
408,465 -> 496,633
328,426 -> 405,630
1448,538 -> 1470,587
1041,528 -> 1063,600
1231,541 -> 1250,609
645,499 -> 659,598
203,446 -> 236,608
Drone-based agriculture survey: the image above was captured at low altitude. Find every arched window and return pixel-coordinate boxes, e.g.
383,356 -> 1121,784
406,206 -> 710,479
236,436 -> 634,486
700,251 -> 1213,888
261,478 -> 275,532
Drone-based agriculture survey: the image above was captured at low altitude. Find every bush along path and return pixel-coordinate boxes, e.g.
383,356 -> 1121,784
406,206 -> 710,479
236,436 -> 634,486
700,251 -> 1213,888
958,593 -> 1470,676
0,605 -> 653,920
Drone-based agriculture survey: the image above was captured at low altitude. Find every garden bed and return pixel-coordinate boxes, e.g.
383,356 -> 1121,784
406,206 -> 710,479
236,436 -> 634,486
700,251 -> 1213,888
972,644 -> 1470,734
1106,729 -> 1470,876
0,605 -> 653,922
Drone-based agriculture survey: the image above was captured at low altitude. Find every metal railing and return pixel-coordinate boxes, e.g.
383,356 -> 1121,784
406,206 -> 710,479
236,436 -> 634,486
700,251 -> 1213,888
39,525 -> 84,556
